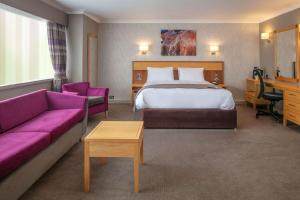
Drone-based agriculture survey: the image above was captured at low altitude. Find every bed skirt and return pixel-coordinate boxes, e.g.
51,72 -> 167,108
142,108 -> 237,129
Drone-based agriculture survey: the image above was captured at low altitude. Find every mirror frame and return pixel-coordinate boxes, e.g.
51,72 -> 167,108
273,24 -> 300,82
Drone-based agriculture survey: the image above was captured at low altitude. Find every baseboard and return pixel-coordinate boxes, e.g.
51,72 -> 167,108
109,99 -> 131,104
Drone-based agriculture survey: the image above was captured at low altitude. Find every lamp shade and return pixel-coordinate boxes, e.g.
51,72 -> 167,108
209,45 -> 219,53
261,32 -> 270,40
139,43 -> 149,52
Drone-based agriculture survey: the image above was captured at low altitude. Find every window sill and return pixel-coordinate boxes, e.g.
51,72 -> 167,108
0,79 -> 53,92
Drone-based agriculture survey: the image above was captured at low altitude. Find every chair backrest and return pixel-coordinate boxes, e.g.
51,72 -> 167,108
253,69 -> 264,99
62,82 -> 90,96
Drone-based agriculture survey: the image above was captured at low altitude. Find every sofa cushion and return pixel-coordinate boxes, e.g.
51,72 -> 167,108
0,131 -> 51,179
0,90 -> 48,133
8,109 -> 84,142
88,96 -> 104,107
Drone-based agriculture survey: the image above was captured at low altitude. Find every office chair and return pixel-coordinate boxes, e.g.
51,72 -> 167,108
254,69 -> 283,121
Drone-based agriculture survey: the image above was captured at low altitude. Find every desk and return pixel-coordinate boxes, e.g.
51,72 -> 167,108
246,78 -> 300,126
263,79 -> 300,91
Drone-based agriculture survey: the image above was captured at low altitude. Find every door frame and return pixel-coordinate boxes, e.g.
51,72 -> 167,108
87,33 -> 98,86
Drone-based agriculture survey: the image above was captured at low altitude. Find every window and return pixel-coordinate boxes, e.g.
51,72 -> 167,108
0,7 -> 53,86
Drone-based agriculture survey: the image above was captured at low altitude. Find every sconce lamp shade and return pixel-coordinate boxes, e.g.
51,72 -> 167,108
139,43 -> 149,54
260,32 -> 270,40
209,44 -> 219,55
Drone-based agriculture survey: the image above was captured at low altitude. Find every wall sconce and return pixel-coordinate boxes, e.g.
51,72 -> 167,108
139,43 -> 149,55
209,44 -> 219,55
261,32 -> 270,42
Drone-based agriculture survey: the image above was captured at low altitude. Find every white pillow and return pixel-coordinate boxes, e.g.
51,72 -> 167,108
147,67 -> 174,82
178,68 -> 205,82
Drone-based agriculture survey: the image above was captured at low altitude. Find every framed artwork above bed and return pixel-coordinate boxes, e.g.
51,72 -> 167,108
161,30 -> 196,56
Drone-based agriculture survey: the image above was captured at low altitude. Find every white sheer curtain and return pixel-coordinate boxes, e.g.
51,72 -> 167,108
0,8 -> 53,86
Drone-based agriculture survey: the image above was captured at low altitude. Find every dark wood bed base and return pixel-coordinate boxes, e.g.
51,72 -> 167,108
143,108 -> 237,129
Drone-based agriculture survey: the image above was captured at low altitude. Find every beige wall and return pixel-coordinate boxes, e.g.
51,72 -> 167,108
83,16 -> 99,83
67,14 -> 99,82
98,23 -> 260,102
67,14 -> 84,82
259,8 -> 300,79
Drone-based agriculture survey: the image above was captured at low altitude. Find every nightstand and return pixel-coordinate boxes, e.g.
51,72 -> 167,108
131,83 -> 144,105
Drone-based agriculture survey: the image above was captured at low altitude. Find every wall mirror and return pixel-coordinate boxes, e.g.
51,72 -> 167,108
274,24 -> 300,82
87,33 -> 98,86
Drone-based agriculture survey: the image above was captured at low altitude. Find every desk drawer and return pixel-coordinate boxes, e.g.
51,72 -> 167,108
286,109 -> 300,125
285,102 -> 300,113
285,90 -> 300,101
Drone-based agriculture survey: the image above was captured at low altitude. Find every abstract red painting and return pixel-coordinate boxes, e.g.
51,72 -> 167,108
161,30 -> 196,56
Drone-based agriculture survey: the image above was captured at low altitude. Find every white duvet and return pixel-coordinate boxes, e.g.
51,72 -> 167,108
135,80 -> 235,110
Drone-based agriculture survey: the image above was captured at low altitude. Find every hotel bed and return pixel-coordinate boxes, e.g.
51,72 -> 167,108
132,61 -> 237,129
136,80 -> 235,110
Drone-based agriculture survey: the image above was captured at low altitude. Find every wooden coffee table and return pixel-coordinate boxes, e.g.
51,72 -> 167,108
83,121 -> 144,193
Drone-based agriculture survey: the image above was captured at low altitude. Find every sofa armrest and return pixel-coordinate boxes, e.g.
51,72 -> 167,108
87,87 -> 109,97
47,91 -> 87,110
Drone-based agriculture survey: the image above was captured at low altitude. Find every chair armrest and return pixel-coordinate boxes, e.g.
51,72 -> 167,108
62,85 -> 77,92
87,87 -> 109,97
47,91 -> 87,110
62,82 -> 89,96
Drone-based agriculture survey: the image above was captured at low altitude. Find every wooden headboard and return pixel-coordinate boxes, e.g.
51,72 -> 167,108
132,61 -> 224,85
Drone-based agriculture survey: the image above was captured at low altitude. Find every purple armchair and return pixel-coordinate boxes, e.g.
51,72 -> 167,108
62,82 -> 109,117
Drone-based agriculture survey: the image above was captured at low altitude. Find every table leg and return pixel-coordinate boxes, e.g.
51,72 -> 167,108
140,140 -> 144,164
283,118 -> 287,126
134,145 -> 140,193
83,142 -> 90,192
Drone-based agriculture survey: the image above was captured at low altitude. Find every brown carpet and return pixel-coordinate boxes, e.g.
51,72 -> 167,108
20,104 -> 300,200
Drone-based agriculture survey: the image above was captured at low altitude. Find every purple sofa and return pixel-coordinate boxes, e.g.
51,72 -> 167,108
62,82 -> 109,117
0,89 -> 88,200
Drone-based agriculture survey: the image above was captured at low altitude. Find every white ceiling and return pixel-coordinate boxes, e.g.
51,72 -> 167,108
43,0 -> 300,23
